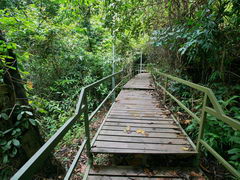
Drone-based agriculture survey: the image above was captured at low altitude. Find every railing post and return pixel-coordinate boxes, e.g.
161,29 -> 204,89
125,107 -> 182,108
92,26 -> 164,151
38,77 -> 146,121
163,77 -> 168,104
140,52 -> 143,73
83,95 -> 93,165
112,40 -> 116,102
196,93 -> 208,164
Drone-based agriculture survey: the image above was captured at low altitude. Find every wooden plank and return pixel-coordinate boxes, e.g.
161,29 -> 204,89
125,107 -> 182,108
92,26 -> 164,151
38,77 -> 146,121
96,135 -> 189,144
110,110 -> 164,113
104,122 -> 178,128
89,166 -> 184,177
112,107 -> 161,111
109,115 -> 171,120
91,148 -> 196,154
88,176 -> 182,180
99,130 -> 185,138
93,141 -> 192,152
109,112 -> 168,116
107,116 -> 173,121
105,119 -> 173,124
101,126 -> 181,133
88,166 -> 203,180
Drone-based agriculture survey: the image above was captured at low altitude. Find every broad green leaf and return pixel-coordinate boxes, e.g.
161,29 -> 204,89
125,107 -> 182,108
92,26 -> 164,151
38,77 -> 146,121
12,139 -> 20,147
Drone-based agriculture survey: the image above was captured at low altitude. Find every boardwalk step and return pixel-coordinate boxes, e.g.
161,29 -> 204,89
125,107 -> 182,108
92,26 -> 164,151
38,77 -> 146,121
87,166 -> 204,179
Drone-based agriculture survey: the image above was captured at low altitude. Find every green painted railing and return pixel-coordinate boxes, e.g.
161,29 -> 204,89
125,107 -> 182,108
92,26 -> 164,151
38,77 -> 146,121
152,69 -> 240,178
11,70 -> 125,180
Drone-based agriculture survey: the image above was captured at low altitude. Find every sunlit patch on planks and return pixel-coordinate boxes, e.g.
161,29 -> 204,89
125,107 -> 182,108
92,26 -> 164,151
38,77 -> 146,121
91,73 -> 196,155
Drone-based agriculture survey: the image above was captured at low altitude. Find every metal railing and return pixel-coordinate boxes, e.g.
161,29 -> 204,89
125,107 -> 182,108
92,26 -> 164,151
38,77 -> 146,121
11,70 -> 125,180
152,69 -> 240,178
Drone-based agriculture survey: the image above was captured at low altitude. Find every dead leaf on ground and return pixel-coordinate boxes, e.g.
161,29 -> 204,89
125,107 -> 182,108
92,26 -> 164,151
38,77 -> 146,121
144,168 -> 155,177
190,171 -> 202,177
183,120 -> 191,125
166,170 -> 178,176
177,111 -> 184,116
124,126 -> 131,134
162,110 -> 171,115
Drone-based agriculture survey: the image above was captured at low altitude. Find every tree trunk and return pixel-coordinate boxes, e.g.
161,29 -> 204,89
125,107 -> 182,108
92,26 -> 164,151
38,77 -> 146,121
0,30 -> 64,178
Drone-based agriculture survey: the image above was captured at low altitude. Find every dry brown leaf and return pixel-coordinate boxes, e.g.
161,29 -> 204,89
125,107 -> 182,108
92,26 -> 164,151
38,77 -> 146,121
183,120 -> 191,124
190,171 -> 202,177
182,147 -> 189,151
166,170 -> 178,176
162,110 -> 171,115
144,168 -> 154,177
144,132 -> 149,137
136,129 -> 145,134
177,111 -> 184,116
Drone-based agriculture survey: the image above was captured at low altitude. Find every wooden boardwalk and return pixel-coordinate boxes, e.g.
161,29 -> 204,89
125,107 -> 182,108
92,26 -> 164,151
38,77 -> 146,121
91,73 -> 196,155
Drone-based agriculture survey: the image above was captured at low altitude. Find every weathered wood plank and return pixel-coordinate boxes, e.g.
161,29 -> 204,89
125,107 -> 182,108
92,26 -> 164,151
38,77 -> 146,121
88,176 -> 182,180
105,119 -> 173,124
89,166 -> 183,177
96,135 -> 189,144
107,116 -> 172,121
93,141 -> 192,152
88,166 -> 203,179
101,126 -> 181,133
104,122 -> 178,128
99,130 -> 185,138
91,148 -> 196,154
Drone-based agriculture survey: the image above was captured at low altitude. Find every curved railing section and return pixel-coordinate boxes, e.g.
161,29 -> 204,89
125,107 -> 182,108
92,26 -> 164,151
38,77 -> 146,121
152,69 -> 240,178
11,70 -> 126,180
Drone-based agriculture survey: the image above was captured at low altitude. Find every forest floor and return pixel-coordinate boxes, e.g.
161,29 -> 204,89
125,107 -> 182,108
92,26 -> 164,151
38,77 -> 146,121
54,103 -> 111,179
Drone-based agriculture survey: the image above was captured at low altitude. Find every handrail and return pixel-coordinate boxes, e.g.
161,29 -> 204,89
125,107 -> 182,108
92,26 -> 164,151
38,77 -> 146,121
152,69 -> 240,178
11,70 -> 124,180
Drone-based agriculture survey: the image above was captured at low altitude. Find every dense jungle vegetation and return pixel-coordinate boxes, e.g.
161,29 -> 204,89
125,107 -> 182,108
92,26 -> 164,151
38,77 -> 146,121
0,0 -> 239,179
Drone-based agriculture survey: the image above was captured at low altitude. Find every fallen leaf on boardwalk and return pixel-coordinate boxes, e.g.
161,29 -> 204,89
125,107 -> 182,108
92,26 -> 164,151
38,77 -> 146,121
136,129 -> 145,134
124,126 -> 131,134
168,142 -> 173,144
182,147 -> 189,151
136,129 -> 149,136
144,132 -> 149,136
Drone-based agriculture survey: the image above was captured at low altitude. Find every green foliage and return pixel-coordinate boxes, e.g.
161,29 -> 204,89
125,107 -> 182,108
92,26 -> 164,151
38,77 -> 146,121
151,0 -> 240,84
0,105 -> 37,164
